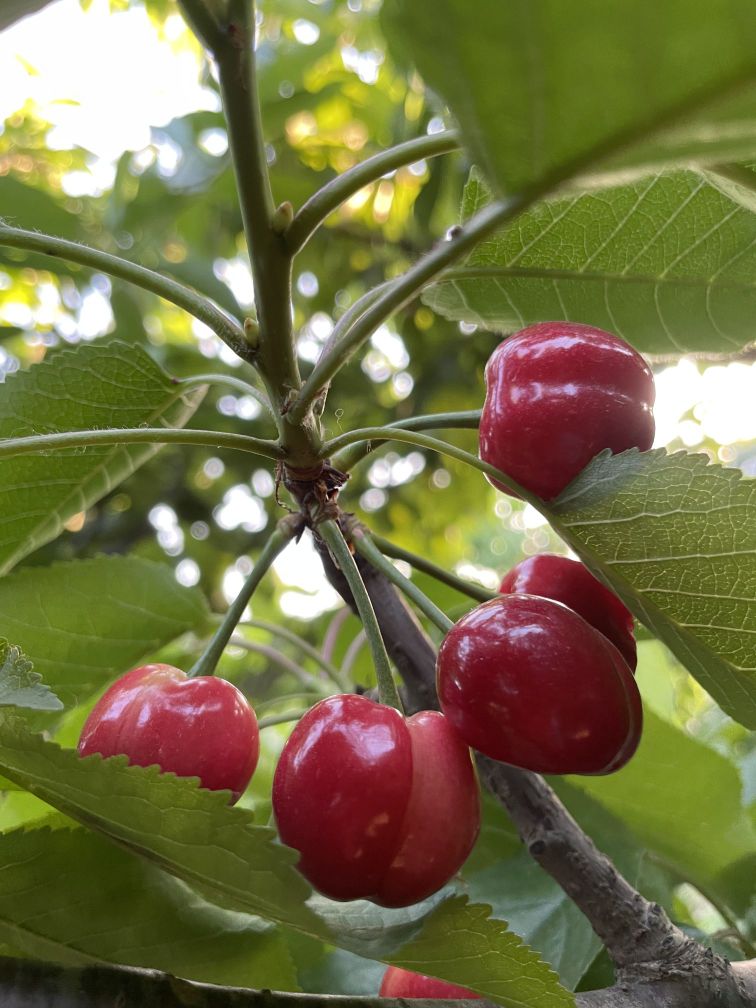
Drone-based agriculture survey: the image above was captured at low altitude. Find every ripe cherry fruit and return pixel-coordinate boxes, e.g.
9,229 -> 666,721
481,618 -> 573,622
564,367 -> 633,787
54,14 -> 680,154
380,965 -> 481,998
479,321 -> 655,500
78,664 -> 259,803
499,553 -> 637,670
272,694 -> 480,906
437,595 -> 642,775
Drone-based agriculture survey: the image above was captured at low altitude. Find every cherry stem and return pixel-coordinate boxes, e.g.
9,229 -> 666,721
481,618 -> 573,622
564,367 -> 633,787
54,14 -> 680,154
332,410 -> 482,472
178,374 -> 275,423
257,709 -> 308,730
0,427 -> 284,463
320,607 -> 352,664
317,519 -> 403,711
285,130 -> 461,254
227,637 -> 331,695
322,426 -> 532,502
0,224 -> 248,361
187,518 -> 298,679
352,529 -> 454,635
340,629 -> 367,681
286,196 -> 527,427
369,534 -> 496,605
223,616 -> 347,688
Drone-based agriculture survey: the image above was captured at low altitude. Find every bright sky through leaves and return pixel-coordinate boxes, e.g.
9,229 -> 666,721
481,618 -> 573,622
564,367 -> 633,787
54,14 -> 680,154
1,0 -> 755,619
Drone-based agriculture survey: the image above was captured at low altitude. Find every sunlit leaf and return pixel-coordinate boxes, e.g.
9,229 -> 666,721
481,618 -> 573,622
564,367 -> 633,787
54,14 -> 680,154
562,710 -> 756,916
382,0 -> 756,193
548,449 -> 756,728
0,640 -> 62,712
424,169 -> 756,355
0,340 -> 203,575
0,714 -> 572,1005
0,825 -> 299,989
0,556 -> 208,705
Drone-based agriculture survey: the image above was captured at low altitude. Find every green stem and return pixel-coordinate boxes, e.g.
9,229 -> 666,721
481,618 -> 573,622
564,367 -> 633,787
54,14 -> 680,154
317,519 -> 402,711
353,530 -> 453,635
321,426 -> 532,500
286,196 -> 528,426
188,519 -> 297,679
226,617 -> 345,685
176,0 -> 223,49
0,427 -> 284,462
207,0 -> 319,467
340,630 -> 366,681
370,533 -> 496,605
179,374 -> 275,422
258,709 -> 308,730
332,410 -> 481,470
228,637 -> 328,694
311,279 -> 393,384
286,131 -> 461,254
0,225 -> 248,359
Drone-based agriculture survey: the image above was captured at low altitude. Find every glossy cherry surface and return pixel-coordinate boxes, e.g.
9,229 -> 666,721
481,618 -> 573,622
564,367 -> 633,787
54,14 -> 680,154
479,322 -> 655,500
499,554 -> 637,670
78,664 -> 259,802
437,595 -> 642,775
379,966 -> 481,998
272,694 -> 480,906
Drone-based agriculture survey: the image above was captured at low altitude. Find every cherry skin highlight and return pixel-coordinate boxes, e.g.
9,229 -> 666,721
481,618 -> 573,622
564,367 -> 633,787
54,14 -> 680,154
380,965 -> 481,998
77,664 -> 259,803
272,694 -> 480,906
437,595 -> 642,775
479,321 -> 655,500
499,553 -> 637,670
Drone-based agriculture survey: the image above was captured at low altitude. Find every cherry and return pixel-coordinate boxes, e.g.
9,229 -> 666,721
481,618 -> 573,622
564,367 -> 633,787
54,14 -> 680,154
272,694 -> 480,906
499,554 -> 637,670
479,322 -> 655,500
77,664 -> 259,803
437,595 -> 642,775
379,966 -> 481,998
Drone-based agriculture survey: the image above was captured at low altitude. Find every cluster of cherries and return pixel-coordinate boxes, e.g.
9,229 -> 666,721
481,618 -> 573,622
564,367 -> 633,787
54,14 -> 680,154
78,322 -> 654,994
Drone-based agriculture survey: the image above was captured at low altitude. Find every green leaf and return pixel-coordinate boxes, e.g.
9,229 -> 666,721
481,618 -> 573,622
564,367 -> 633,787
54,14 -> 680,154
548,449 -> 756,729
424,169 -> 756,355
0,339 -> 203,575
0,715 -> 572,1006
563,710 -> 756,917
381,0 -> 756,193
0,712 -> 319,928
465,788 -> 646,991
0,178 -> 81,243
0,556 -> 208,705
0,825 -> 299,989
383,896 -> 573,1007
0,640 -> 62,712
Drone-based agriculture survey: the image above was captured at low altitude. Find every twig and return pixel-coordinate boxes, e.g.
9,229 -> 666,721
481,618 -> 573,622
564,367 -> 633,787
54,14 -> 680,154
0,427 -> 284,462
0,225 -> 248,360
0,951 -> 752,1007
316,523 -> 754,1007
286,131 -> 461,254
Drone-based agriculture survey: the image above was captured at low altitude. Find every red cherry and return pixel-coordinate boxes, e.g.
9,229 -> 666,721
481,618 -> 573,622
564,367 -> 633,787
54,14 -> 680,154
379,965 -> 481,998
77,664 -> 259,803
499,554 -> 637,670
479,322 -> 655,500
437,595 -> 642,775
272,694 -> 480,906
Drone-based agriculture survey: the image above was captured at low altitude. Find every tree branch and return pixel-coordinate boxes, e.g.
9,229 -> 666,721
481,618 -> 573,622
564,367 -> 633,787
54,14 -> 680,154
316,518 -> 754,1008
0,951 -> 752,1008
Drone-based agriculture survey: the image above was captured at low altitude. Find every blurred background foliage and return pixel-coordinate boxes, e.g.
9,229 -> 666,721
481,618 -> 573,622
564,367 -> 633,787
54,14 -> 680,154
0,0 -> 754,985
